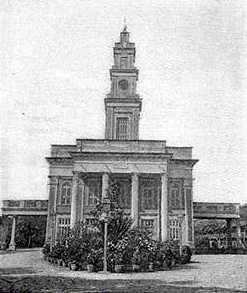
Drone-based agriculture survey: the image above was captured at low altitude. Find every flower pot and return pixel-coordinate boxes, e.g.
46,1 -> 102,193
132,264 -> 140,272
87,264 -> 94,272
148,262 -> 154,271
70,263 -> 77,271
171,258 -> 176,267
57,259 -> 63,266
115,264 -> 123,273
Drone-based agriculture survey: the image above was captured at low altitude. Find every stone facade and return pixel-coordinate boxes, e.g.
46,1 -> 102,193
45,27 -> 198,247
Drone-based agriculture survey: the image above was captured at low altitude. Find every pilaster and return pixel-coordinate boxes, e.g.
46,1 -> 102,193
161,173 -> 169,241
78,178 -> 85,222
131,173 -> 139,227
70,171 -> 79,228
184,178 -> 193,245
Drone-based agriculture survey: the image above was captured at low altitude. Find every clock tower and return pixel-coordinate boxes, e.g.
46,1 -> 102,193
105,26 -> 142,140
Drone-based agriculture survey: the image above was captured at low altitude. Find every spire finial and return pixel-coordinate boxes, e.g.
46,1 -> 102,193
123,17 -> 127,32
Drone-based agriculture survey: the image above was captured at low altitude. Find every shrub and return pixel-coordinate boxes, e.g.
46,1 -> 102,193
42,243 -> 51,258
180,245 -> 192,264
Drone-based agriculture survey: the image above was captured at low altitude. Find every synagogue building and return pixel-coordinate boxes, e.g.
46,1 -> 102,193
45,27 -> 198,247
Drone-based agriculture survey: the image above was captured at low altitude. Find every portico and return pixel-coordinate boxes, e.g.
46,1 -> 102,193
69,156 -> 170,241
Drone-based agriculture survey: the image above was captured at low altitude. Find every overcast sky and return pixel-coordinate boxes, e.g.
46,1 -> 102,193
1,0 -> 246,205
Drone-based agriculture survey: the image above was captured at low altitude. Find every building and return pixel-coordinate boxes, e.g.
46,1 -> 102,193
239,204 -> 247,242
0,28 -> 241,252
45,26 -> 198,247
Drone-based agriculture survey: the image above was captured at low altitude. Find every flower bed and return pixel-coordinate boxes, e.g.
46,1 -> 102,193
43,223 -> 191,272
43,189 -> 192,272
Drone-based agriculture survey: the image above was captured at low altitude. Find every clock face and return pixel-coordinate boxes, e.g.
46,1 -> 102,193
118,79 -> 128,91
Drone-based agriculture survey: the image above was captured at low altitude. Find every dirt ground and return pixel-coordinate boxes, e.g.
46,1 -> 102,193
0,249 -> 246,292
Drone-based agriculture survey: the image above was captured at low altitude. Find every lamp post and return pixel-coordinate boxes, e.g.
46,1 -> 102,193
8,216 -> 16,251
100,196 -> 111,273
178,216 -> 183,257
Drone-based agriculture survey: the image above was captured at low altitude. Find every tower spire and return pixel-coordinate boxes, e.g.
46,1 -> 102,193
104,26 -> 142,140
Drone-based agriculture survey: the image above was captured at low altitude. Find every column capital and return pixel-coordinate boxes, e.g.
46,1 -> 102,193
160,171 -> 168,176
72,171 -> 80,184
72,171 -> 80,176
47,176 -> 59,185
160,173 -> 168,183
102,172 -> 110,176
131,172 -> 139,178
183,178 -> 193,187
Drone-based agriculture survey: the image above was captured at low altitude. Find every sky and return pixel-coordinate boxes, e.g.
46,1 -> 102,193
0,0 -> 246,205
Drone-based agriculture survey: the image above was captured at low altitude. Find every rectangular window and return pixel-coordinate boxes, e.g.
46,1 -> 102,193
169,217 -> 180,240
111,178 -> 131,209
169,187 -> 182,209
85,178 -> 101,207
116,117 -> 129,140
120,57 -> 128,68
140,179 -> 159,211
85,218 -> 97,226
141,187 -> 158,210
57,217 -> 70,240
141,219 -> 154,235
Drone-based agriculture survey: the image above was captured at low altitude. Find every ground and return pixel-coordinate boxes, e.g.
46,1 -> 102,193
0,249 -> 246,292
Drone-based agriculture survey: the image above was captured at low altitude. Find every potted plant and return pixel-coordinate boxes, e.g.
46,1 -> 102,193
70,261 -> 77,271
87,252 -> 95,272
57,259 -> 63,266
148,260 -> 154,272
131,249 -> 141,272
114,252 -> 124,273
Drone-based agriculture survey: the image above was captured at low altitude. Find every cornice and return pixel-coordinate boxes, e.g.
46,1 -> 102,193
110,68 -> 138,75
170,159 -> 199,167
46,157 -> 73,165
69,151 -> 173,161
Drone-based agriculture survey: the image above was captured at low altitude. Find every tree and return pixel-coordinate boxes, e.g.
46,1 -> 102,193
15,216 -> 47,248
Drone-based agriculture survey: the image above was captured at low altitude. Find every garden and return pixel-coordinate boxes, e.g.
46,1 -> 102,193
43,184 -> 192,273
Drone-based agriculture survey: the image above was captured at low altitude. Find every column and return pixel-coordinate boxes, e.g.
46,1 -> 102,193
184,179 -> 193,245
131,173 -> 139,227
226,219 -> 232,249
8,216 -> 16,251
161,173 -> 168,241
79,178 -> 85,222
45,176 -> 58,244
102,173 -> 109,199
236,219 -> 241,238
0,216 -> 7,250
70,171 -> 79,228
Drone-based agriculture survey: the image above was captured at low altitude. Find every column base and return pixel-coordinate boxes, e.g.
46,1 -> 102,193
8,243 -> 16,251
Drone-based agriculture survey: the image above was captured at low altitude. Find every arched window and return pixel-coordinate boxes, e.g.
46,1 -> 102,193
61,182 -> 71,205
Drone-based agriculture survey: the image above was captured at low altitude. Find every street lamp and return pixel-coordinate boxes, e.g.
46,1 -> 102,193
99,196 -> 111,273
178,216 -> 183,257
